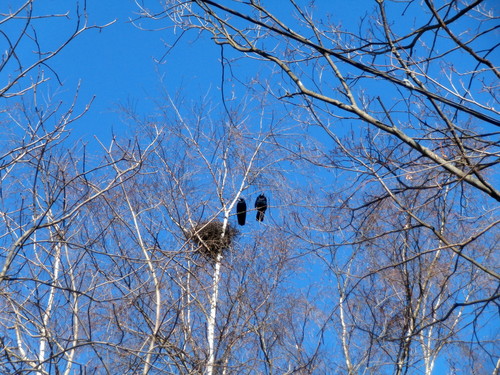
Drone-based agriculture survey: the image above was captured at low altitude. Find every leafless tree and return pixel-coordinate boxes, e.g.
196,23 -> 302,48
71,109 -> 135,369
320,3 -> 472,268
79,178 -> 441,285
0,2 -> 134,374
127,97 -> 316,374
1,8 -> 318,367
135,0 -> 499,373
1,0 -> 498,373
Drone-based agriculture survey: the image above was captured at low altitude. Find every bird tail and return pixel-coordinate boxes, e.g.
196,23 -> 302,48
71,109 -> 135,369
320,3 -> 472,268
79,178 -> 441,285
256,211 -> 264,222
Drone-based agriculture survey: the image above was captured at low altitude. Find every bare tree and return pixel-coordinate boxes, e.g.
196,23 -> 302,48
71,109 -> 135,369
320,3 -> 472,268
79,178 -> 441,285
1,0 -> 498,373
0,2 -> 137,374
35,93 -> 312,374
135,97 -> 310,374
136,0 -> 499,373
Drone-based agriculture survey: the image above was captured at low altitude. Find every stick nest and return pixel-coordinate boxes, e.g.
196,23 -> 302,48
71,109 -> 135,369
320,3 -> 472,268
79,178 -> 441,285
188,220 -> 238,260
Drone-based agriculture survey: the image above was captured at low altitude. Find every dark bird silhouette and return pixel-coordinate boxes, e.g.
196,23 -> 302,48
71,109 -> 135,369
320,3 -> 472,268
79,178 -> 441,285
255,194 -> 267,222
236,198 -> 247,226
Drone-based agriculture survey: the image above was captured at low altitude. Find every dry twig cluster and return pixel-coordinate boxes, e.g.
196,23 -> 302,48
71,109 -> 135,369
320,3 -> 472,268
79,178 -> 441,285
188,221 -> 238,260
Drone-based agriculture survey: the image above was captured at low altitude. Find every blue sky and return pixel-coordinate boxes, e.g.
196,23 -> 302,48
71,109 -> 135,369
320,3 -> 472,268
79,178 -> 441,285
19,0 -> 391,144
6,0 -> 499,147
16,0 -> 223,144
1,1 -> 498,373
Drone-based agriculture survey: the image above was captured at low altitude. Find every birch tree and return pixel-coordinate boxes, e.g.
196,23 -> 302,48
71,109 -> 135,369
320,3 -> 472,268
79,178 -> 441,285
137,0 -> 499,373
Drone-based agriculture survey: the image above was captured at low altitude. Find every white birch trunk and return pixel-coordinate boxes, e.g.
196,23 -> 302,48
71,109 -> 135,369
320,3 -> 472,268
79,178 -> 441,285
206,252 -> 223,375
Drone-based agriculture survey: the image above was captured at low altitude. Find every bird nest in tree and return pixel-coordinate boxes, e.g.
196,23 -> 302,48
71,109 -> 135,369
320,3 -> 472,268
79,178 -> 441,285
188,220 -> 237,260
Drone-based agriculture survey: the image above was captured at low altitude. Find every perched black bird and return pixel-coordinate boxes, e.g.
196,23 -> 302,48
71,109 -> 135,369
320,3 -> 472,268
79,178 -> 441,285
255,194 -> 268,222
236,198 -> 247,226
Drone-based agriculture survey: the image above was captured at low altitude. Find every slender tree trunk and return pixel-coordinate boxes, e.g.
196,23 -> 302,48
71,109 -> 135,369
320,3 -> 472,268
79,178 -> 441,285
206,252 -> 223,375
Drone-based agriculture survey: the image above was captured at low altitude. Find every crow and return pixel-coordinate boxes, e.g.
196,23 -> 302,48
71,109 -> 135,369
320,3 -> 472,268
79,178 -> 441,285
236,198 -> 247,226
255,194 -> 267,222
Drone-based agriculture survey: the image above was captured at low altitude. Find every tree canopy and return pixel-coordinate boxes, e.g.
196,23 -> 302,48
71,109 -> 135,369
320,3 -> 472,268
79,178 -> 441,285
0,1 -> 498,374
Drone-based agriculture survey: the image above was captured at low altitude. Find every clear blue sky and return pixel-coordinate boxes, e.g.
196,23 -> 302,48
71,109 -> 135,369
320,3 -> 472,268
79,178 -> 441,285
23,0 -> 223,144
2,1 -> 497,373
25,0 -> 386,144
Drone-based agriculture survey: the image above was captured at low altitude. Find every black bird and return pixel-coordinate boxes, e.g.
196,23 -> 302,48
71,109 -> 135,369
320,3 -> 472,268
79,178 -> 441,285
236,198 -> 247,226
255,194 -> 267,222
